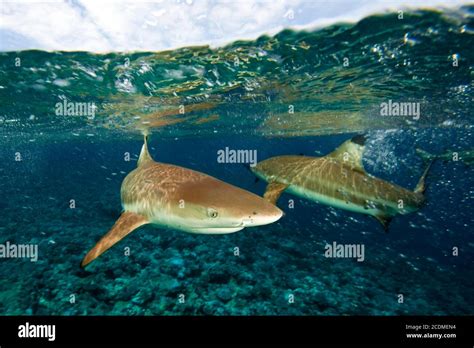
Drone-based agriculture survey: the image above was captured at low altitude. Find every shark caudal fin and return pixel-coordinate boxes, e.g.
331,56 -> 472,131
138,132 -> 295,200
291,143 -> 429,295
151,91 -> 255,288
80,212 -> 148,268
414,160 -> 434,194
138,133 -> 154,167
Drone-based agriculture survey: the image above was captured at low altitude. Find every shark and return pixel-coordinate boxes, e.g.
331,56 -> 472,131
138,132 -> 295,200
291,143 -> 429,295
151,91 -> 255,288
416,148 -> 474,165
81,135 -> 283,267
251,135 -> 433,231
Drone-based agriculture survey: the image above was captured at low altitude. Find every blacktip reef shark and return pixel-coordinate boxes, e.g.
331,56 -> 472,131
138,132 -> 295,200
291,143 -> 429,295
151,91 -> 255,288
416,148 -> 474,165
251,135 -> 433,231
81,135 -> 283,267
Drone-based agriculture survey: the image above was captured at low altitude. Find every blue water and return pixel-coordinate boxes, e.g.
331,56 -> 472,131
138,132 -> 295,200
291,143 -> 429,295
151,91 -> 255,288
0,7 -> 473,315
0,130 -> 472,315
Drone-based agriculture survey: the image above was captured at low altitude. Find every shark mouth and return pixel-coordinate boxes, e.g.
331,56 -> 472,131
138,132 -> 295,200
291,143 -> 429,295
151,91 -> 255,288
187,227 -> 245,234
241,218 -> 255,226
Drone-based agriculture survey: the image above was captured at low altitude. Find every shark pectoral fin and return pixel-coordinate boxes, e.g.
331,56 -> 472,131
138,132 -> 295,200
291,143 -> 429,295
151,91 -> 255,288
81,212 -> 149,268
263,182 -> 289,204
327,134 -> 367,173
374,214 -> 392,232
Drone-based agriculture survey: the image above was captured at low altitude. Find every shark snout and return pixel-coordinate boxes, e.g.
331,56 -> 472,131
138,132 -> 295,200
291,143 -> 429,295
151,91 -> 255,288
181,177 -> 283,231
240,204 -> 283,227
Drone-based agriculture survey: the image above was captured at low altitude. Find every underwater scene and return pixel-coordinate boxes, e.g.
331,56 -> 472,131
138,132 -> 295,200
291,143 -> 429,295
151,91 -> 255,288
0,4 -> 473,316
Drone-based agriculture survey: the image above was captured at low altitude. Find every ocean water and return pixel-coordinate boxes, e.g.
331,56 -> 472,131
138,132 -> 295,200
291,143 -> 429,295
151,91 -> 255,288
0,7 -> 473,315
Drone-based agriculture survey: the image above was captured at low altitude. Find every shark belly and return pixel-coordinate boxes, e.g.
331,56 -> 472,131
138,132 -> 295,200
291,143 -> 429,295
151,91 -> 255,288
123,200 -> 241,234
282,172 -> 421,218
185,227 -> 245,234
148,211 -> 244,235
286,184 -> 384,217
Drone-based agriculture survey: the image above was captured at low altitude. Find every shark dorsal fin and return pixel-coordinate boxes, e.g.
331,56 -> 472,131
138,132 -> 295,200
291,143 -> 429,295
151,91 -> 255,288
327,135 -> 367,173
138,134 -> 154,167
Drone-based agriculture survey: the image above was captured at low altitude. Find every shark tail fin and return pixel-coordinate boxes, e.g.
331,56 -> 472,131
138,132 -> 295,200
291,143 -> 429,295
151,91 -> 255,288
414,160 -> 434,194
138,132 -> 154,167
80,212 -> 148,268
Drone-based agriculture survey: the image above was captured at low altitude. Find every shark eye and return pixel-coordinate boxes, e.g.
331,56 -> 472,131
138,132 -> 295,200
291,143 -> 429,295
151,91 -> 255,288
207,208 -> 219,218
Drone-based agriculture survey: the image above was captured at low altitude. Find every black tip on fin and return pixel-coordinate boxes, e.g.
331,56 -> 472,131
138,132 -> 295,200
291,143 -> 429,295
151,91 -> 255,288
351,134 -> 367,146
374,215 -> 392,232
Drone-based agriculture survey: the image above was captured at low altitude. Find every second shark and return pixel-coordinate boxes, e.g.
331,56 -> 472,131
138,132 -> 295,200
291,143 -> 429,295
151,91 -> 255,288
251,135 -> 433,231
